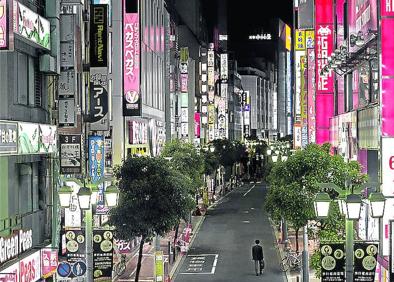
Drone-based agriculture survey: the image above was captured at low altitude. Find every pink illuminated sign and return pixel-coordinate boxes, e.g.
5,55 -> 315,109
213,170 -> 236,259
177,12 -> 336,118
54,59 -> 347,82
194,112 -> 200,138
315,0 -> 334,144
123,0 -> 140,116
382,79 -> 394,136
381,0 -> 394,137
307,49 -> 316,143
381,0 -> 394,16
0,0 -> 7,49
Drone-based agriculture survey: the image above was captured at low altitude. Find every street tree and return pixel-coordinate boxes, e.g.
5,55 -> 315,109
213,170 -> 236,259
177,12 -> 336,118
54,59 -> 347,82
161,139 -> 204,190
265,143 -> 366,253
109,156 -> 194,282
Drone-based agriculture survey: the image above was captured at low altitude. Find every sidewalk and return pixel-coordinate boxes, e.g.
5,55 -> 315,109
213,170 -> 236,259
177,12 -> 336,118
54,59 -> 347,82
114,181 -> 238,282
270,219 -> 320,282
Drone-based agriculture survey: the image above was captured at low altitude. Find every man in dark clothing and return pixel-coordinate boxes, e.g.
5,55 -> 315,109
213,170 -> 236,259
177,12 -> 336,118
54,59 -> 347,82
252,239 -> 264,275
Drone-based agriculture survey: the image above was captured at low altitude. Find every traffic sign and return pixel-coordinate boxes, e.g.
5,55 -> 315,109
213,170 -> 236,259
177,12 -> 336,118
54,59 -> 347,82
72,261 -> 87,277
57,262 -> 72,278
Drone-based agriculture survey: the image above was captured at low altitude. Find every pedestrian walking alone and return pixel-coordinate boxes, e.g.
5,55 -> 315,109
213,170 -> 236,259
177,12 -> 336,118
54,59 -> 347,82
252,239 -> 265,276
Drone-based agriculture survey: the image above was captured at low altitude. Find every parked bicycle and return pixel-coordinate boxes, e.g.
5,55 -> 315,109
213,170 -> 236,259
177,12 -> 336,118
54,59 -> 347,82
280,248 -> 302,272
114,254 -> 127,276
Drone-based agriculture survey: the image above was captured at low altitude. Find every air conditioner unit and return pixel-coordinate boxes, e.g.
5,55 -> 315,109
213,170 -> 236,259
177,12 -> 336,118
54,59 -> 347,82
39,54 -> 57,74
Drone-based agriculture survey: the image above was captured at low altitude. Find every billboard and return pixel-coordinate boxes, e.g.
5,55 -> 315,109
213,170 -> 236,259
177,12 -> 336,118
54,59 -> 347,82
315,0 -> 334,144
90,4 -> 108,68
123,0 -> 140,116
60,134 -> 82,174
13,1 -> 50,49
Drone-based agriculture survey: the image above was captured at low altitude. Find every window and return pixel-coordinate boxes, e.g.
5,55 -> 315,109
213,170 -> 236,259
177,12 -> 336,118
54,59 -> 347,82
16,52 -> 41,107
18,162 -> 42,215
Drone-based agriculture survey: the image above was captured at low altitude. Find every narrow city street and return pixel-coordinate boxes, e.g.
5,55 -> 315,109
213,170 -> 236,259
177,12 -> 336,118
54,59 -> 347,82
173,183 -> 286,282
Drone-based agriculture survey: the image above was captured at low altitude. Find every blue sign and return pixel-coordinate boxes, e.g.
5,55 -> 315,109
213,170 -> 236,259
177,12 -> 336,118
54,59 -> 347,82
57,262 -> 72,277
88,136 -> 105,182
72,261 -> 87,277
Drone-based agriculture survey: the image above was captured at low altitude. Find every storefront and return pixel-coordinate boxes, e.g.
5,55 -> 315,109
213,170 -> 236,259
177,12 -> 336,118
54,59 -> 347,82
0,232 -> 58,282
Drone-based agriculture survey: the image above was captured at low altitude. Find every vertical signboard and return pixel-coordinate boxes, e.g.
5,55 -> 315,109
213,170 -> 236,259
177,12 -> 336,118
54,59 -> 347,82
93,230 -> 114,281
220,53 -> 228,80
89,68 -> 109,130
90,4 -> 109,130
381,0 -> 394,136
88,135 -> 105,182
41,248 -> 58,279
307,48 -> 316,143
60,135 -> 82,174
90,4 -> 108,68
320,243 -> 345,281
390,221 -> 394,280
298,0 -> 314,29
382,138 -> 394,256
353,242 -> 378,282
123,0 -> 140,116
315,0 -> 334,144
155,251 -> 164,282
300,56 -> 308,147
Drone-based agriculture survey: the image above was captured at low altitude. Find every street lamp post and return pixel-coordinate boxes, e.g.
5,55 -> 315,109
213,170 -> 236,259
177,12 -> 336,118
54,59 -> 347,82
314,182 -> 385,281
59,179 -> 119,282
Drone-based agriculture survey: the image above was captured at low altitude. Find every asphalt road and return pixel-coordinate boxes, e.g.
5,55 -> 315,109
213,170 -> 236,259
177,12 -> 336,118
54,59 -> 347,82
173,183 -> 286,282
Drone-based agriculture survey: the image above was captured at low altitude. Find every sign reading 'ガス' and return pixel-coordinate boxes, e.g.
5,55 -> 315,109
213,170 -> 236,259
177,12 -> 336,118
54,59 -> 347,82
0,230 -> 33,265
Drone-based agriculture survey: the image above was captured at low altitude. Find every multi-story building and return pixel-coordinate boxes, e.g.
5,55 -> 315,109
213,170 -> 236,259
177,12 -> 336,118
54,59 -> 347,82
294,0 -> 394,280
0,0 -> 60,280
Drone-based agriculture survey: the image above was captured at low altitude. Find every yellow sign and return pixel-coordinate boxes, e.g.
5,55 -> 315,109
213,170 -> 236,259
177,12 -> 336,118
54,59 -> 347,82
305,30 -> 315,49
155,251 -> 164,281
285,24 -> 292,51
300,56 -> 307,119
295,30 -> 306,51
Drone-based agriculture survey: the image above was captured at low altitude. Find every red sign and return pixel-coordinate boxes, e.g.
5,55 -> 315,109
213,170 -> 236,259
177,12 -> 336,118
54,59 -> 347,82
41,248 -> 58,279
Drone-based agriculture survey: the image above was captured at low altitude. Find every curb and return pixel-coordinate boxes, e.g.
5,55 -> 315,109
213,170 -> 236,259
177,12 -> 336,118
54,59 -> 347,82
268,217 -> 289,282
169,215 -> 205,279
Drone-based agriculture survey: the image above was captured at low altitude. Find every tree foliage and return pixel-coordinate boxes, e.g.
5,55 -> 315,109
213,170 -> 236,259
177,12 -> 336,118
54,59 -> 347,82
210,139 -> 247,167
161,139 -> 204,189
265,143 -> 367,253
109,156 -> 194,282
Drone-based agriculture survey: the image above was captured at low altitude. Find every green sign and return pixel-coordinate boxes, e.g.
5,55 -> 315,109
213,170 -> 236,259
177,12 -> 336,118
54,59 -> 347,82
155,251 -> 164,282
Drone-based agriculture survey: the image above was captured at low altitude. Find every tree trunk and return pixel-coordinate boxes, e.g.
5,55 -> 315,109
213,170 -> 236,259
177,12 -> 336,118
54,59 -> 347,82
135,237 -> 145,282
173,222 -> 180,261
295,228 -> 299,254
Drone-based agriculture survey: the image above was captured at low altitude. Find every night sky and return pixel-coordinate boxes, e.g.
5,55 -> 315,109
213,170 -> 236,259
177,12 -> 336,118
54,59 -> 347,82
202,0 -> 293,64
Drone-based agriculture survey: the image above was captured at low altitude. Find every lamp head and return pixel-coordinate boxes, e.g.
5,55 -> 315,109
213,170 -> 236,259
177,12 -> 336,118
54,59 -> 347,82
77,186 -> 92,210
368,192 -> 386,218
345,194 -> 362,220
314,192 -> 331,219
58,185 -> 73,208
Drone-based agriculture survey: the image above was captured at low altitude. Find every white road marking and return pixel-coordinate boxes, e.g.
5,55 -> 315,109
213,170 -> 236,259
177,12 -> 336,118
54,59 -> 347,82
242,220 -> 250,223
243,185 -> 256,197
211,254 -> 219,274
243,210 -> 249,213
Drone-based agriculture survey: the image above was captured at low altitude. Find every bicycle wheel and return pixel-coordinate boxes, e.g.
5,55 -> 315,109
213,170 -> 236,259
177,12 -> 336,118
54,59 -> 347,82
115,263 -> 126,276
281,258 -> 289,272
